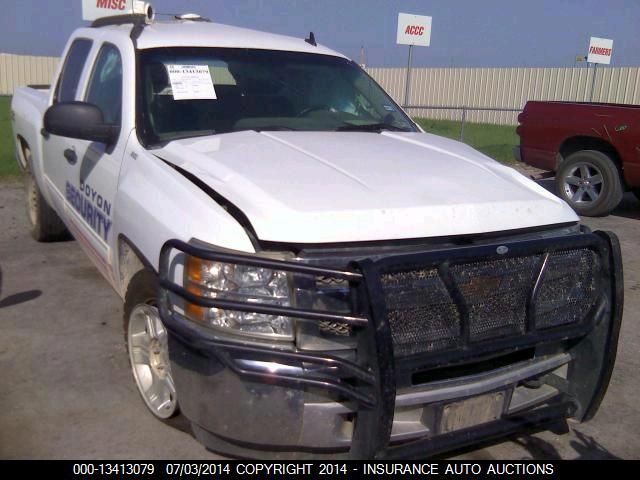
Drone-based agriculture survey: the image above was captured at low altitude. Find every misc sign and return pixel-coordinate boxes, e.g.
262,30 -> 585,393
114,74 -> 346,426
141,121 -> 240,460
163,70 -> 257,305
587,37 -> 613,65
397,13 -> 432,47
82,0 -> 134,21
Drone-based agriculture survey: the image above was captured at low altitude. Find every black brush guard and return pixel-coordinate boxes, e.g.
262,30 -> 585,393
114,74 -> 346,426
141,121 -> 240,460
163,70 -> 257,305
158,230 -> 623,459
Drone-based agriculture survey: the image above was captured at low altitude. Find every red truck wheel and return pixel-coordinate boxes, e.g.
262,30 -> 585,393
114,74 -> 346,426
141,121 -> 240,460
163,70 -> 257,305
556,150 -> 623,217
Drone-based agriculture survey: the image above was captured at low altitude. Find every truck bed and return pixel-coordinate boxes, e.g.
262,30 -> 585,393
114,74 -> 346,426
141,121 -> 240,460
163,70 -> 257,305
516,100 -> 640,188
10,86 -> 51,171
13,85 -> 50,111
525,100 -> 640,110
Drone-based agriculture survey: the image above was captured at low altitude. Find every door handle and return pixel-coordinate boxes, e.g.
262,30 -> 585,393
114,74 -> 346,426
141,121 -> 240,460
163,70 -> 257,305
64,148 -> 77,165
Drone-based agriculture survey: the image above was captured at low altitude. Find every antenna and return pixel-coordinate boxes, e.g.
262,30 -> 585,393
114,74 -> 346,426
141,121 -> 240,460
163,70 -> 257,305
305,32 -> 317,47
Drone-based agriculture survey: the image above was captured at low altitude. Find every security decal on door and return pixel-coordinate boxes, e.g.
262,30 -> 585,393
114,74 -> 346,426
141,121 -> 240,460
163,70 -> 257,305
66,181 -> 113,241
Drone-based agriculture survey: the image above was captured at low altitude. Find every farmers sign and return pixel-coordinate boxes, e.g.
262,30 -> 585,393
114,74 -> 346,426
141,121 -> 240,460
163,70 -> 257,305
587,37 -> 613,65
397,13 -> 432,47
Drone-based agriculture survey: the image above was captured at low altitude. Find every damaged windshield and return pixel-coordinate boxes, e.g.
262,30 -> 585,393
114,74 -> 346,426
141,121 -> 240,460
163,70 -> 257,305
137,47 -> 415,144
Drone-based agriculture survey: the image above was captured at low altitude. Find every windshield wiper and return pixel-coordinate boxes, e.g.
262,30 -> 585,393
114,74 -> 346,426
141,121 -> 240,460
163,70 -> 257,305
336,123 -> 412,132
252,126 -> 298,132
164,130 -> 217,142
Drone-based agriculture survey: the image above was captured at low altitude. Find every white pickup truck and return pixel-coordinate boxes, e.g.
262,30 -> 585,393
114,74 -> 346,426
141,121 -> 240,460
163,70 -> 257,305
10,6 -> 623,459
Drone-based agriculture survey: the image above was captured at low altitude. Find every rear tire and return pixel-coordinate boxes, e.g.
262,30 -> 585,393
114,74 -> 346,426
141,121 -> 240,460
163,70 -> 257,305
124,270 -> 179,420
555,150 -> 623,217
24,146 -> 69,242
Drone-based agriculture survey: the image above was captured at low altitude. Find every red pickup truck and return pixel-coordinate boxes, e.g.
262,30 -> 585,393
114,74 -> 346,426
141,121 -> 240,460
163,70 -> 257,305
516,101 -> 640,216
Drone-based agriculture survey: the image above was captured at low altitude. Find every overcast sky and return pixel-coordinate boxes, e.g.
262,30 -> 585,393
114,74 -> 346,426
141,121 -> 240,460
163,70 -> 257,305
1,0 -> 638,67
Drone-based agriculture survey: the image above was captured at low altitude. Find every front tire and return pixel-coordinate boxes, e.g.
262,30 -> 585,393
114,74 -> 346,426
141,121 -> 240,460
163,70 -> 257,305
556,150 -> 623,217
124,270 -> 179,420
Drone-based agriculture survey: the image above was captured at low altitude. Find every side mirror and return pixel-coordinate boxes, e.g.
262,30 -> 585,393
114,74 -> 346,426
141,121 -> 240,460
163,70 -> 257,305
44,102 -> 119,145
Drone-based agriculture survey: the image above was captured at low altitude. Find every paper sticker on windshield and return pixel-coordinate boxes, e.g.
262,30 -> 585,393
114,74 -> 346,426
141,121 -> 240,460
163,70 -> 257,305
166,65 -> 217,100
383,105 -> 396,112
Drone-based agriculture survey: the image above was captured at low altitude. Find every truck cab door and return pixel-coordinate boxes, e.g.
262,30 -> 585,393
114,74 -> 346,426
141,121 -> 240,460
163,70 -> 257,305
42,38 -> 93,216
62,42 -> 126,285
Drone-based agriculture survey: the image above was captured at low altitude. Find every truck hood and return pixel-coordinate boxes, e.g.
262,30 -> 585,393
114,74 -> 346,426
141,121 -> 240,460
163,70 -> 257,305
154,131 -> 578,243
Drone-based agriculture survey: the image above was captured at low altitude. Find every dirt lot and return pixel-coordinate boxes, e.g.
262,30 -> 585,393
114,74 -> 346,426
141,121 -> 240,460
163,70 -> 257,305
0,177 -> 638,460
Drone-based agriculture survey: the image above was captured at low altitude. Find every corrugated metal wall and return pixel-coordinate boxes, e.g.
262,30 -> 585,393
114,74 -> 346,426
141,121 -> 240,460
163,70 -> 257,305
366,67 -> 640,125
1,52 -> 639,126
0,53 -> 59,96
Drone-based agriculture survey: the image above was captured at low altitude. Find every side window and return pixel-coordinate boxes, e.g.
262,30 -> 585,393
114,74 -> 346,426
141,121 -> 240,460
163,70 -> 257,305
54,38 -> 93,103
85,44 -> 123,126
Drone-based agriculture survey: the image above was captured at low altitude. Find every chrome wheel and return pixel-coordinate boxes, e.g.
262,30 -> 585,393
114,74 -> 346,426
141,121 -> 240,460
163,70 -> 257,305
127,304 -> 177,419
562,162 -> 604,205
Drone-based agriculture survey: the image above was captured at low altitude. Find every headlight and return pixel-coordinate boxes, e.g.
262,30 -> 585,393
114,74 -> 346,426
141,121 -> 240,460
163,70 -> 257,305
184,254 -> 294,340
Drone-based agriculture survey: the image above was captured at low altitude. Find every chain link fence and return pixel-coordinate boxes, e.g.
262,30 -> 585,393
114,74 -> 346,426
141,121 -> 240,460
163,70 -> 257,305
403,106 -> 522,141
